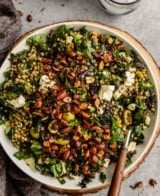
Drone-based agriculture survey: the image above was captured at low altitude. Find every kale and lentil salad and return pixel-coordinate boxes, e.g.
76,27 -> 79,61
0,25 -> 156,187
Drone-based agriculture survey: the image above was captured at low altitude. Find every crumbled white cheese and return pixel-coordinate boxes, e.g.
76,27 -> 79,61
128,142 -> 136,153
127,103 -> 136,111
129,67 -> 136,72
99,85 -> 115,101
125,71 -> 135,86
114,69 -> 136,99
114,85 -> 127,99
66,36 -> 73,43
98,107 -> 105,115
85,76 -> 95,84
7,95 -> 26,108
39,75 -> 55,93
103,158 -> 110,168
145,115 -> 151,126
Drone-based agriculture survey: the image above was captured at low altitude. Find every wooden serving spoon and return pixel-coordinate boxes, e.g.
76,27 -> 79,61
108,129 -> 132,196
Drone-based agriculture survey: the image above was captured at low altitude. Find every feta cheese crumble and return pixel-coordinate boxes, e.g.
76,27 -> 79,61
99,85 -> 115,101
114,69 -> 136,99
145,115 -> 151,126
127,103 -> 136,111
114,85 -> 127,99
125,70 -> 135,87
39,75 -> 56,93
7,95 -> 26,108
128,142 -> 136,153
103,158 -> 110,168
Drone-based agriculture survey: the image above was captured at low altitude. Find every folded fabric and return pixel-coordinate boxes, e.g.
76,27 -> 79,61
0,0 -> 21,63
0,1 -> 42,196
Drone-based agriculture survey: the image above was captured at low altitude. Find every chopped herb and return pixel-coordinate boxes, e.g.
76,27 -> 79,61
14,150 -> 26,160
30,141 -> 42,155
99,172 -> 107,183
27,34 -> 48,50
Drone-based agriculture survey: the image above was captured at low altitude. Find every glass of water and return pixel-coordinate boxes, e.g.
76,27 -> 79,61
98,0 -> 141,15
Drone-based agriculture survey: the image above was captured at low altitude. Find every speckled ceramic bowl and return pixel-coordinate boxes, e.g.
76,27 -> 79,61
0,21 -> 160,193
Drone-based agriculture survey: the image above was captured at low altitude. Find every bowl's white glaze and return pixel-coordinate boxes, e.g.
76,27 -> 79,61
0,21 -> 160,193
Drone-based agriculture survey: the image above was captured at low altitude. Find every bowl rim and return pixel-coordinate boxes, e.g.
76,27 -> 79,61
1,20 -> 160,194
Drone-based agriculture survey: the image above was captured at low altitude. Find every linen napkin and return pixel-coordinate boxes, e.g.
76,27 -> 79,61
0,0 -> 21,63
0,1 -> 42,196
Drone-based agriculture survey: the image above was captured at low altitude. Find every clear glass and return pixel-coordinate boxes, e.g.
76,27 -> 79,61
97,0 -> 141,15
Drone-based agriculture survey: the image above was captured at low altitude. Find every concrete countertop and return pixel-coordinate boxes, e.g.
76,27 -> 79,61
13,0 -> 160,195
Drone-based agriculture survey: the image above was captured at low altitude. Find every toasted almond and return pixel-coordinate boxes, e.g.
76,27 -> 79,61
74,80 -> 81,87
92,126 -> 103,133
33,100 -> 42,108
63,96 -> 72,103
102,52 -> 112,63
82,111 -> 90,119
43,141 -> 50,147
94,97 -> 100,108
97,150 -> 104,158
109,143 -> 117,149
79,102 -> 88,110
85,76 -> 95,84
68,50 -> 76,57
57,90 -> 67,100
99,60 -> 104,70
108,37 -> 114,45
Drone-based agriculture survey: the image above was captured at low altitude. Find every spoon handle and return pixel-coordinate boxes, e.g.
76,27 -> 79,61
108,148 -> 128,196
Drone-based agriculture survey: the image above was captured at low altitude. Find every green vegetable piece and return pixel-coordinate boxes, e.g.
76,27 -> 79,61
30,128 -> 40,139
48,121 -> 58,134
125,159 -> 132,167
82,128 -> 88,135
30,141 -> 42,155
24,81 -> 32,93
55,138 -> 69,145
0,119 -> 4,125
79,26 -> 88,35
50,161 -> 67,178
14,151 -> 26,160
58,178 -> 66,184
55,163 -> 62,173
140,81 -> 153,90
25,157 -> 36,171
88,105 -> 95,112
27,34 -> 48,50
110,128 -> 123,144
56,25 -> 72,38
73,33 -> 82,46
99,172 -> 107,183
7,91 -> 19,99
68,119 -> 79,127
5,127 -> 15,136
3,69 -> 10,79
111,117 -> 118,130
134,110 -> 144,123
50,165 -> 58,177
50,158 -> 57,165
37,157 -> 43,165
63,112 -> 75,122
123,110 -> 132,126
133,126 -> 144,144
44,157 -> 50,165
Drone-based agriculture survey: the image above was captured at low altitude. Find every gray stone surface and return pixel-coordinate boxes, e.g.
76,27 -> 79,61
12,0 -> 160,195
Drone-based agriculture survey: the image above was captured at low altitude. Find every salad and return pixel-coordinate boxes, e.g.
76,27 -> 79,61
0,25 -> 156,187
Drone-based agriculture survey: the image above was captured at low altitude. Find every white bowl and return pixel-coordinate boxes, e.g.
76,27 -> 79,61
0,21 -> 160,193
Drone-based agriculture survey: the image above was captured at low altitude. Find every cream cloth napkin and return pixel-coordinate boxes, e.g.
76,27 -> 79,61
0,1 -> 42,195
